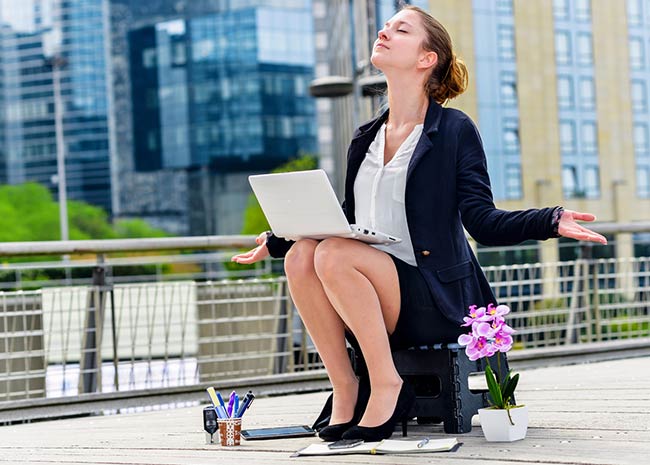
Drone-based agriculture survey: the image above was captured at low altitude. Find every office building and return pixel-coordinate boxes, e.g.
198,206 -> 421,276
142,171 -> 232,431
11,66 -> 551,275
0,0 -> 112,214
109,0 -> 317,235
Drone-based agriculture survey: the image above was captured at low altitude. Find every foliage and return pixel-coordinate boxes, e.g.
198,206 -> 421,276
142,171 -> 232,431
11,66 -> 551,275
0,182 -> 168,243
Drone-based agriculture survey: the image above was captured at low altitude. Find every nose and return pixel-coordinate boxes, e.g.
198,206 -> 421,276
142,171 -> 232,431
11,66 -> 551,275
378,28 -> 388,41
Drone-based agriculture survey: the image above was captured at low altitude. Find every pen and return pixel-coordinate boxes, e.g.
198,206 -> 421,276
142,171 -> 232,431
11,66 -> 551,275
235,391 -> 255,418
233,393 -> 239,418
417,437 -> 430,448
227,391 -> 236,418
215,405 -> 229,420
206,387 -> 220,408
216,391 -> 227,411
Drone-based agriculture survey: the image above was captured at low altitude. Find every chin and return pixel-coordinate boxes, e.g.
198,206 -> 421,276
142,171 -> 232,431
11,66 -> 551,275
370,53 -> 385,70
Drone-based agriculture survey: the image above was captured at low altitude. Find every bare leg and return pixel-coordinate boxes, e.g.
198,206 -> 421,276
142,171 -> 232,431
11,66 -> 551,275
314,238 -> 403,427
284,239 -> 358,424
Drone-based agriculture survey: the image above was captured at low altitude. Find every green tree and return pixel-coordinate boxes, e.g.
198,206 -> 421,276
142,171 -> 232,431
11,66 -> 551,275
0,182 -> 169,242
0,183 -> 172,286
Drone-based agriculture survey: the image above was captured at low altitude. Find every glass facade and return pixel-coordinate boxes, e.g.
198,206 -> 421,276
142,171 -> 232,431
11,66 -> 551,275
553,0 -> 600,200
627,0 -> 650,198
0,0 -> 112,212
128,5 -> 316,174
472,0 -> 522,200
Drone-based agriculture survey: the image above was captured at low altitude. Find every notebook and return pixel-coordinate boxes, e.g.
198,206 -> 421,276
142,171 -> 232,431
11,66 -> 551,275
292,438 -> 460,456
248,169 -> 401,245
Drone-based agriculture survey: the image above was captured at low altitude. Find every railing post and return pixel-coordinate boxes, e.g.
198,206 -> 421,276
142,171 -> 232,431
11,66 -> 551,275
593,261 -> 602,341
79,254 -> 109,394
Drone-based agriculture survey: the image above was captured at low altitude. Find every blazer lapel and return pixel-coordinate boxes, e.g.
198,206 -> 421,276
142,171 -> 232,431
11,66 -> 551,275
344,111 -> 388,222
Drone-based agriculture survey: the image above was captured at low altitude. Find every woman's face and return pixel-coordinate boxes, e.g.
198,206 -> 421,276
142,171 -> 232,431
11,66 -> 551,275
371,9 -> 436,73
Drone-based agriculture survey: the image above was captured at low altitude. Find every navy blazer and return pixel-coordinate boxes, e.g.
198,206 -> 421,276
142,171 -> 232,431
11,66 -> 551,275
267,98 -> 559,324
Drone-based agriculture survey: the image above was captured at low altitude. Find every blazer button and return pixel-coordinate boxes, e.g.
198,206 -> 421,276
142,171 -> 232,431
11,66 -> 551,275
421,250 -> 431,256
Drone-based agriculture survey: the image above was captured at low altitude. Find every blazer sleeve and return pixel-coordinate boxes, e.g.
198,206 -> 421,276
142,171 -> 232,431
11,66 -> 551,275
266,233 -> 294,258
456,117 -> 560,246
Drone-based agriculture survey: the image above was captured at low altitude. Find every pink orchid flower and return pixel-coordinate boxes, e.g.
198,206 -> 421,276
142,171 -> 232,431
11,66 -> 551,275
461,305 -> 491,326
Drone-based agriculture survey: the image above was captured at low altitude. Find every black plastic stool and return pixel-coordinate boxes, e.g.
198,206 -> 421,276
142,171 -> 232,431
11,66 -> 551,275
349,340 -> 512,434
392,343 -> 512,434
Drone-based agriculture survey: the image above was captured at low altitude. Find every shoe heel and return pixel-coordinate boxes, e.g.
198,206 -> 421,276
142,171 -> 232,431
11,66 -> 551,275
401,417 -> 408,437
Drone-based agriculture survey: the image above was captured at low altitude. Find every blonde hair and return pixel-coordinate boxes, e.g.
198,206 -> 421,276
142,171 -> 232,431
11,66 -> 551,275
402,5 -> 469,105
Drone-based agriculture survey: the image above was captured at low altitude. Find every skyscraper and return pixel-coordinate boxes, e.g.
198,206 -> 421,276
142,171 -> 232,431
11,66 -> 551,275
0,0 -> 112,214
110,0 -> 317,234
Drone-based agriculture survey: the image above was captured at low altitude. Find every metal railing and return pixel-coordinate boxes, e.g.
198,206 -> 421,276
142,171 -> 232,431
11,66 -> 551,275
0,232 -> 649,420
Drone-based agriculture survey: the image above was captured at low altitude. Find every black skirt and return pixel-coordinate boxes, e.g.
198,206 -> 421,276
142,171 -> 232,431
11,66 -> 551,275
387,253 -> 465,350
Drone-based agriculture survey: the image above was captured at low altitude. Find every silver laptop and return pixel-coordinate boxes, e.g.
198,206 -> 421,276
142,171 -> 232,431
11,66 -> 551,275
248,169 -> 401,245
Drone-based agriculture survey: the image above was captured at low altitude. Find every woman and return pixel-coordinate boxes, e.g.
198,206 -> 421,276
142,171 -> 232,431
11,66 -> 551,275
232,6 -> 606,442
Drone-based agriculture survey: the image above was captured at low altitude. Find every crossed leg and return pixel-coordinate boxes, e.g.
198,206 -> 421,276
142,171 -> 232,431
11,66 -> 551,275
284,237 -> 403,427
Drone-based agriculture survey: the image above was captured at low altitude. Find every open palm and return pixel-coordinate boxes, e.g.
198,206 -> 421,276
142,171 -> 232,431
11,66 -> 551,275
231,231 -> 271,264
558,209 -> 607,245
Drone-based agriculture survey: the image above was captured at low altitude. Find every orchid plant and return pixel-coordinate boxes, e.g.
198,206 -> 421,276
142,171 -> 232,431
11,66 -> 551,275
457,303 -> 520,424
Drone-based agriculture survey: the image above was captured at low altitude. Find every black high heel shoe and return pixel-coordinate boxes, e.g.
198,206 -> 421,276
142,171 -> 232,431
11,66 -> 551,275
341,381 -> 415,442
318,378 -> 371,442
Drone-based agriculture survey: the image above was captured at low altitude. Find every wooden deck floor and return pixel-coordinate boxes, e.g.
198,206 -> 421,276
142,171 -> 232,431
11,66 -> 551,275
0,356 -> 648,465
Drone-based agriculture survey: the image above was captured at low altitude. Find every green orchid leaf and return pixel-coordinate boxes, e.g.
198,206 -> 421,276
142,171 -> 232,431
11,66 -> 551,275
485,365 -> 504,408
500,371 -> 511,393
502,373 -> 519,404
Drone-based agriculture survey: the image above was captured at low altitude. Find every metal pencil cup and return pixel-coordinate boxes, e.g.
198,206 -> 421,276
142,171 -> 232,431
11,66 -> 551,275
217,418 -> 242,446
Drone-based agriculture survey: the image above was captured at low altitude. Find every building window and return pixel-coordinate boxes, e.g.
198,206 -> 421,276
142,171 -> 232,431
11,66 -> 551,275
575,0 -> 591,21
634,123 -> 649,154
632,80 -> 648,112
576,33 -> 593,65
497,25 -> 515,60
555,30 -> 571,65
628,0 -> 643,26
629,37 -> 645,69
504,164 -> 522,199
143,48 -> 157,68
496,0 -> 513,15
584,165 -> 600,198
500,72 -> 517,106
579,77 -> 596,110
503,119 -> 520,153
637,166 -> 650,197
557,75 -> 574,109
562,165 -> 578,198
581,121 -> 598,153
553,0 -> 569,20
147,130 -> 158,151
560,120 -> 576,153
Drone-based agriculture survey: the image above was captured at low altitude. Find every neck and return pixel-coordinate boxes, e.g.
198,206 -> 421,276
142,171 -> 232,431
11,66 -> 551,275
385,72 -> 429,127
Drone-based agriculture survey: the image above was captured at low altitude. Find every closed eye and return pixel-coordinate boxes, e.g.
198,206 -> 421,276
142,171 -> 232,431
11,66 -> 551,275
397,29 -> 408,33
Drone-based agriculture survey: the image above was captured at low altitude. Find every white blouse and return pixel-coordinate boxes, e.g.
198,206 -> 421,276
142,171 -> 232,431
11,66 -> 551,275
354,122 -> 424,266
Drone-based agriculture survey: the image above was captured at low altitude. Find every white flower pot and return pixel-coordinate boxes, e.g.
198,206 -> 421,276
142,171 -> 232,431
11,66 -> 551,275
478,405 -> 528,442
